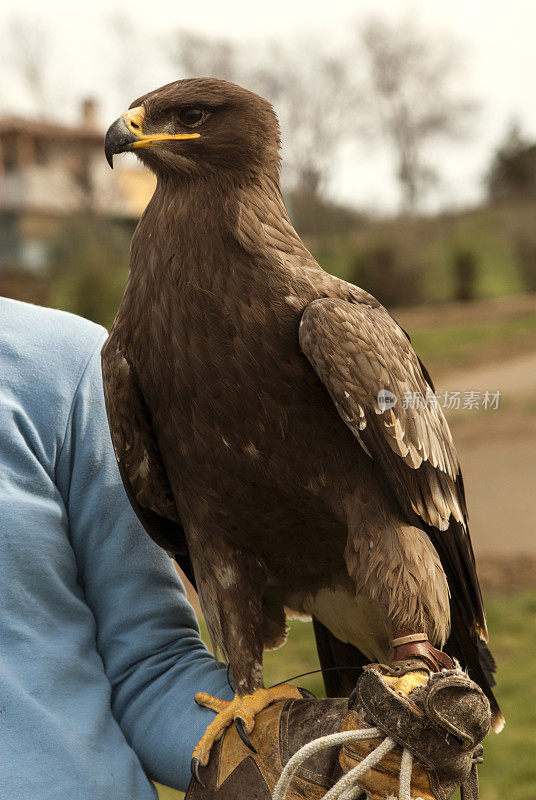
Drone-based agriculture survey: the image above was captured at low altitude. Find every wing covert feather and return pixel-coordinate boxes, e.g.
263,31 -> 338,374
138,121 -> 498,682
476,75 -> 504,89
299,297 -> 487,639
299,298 -> 465,530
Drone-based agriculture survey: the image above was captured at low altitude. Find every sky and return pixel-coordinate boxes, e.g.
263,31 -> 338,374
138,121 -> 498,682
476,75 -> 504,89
1,0 -> 535,212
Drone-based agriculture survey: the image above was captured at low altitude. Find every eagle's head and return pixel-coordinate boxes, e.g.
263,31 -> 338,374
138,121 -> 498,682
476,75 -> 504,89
104,78 -> 281,181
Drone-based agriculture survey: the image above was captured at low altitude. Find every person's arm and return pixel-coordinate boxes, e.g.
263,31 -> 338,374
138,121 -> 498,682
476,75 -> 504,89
56,337 -> 233,791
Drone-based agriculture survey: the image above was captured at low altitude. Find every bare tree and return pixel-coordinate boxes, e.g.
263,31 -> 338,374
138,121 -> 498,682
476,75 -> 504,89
171,31 -> 242,83
167,31 -> 353,197
251,41 -> 352,196
5,16 -> 53,117
358,16 -> 478,213
108,14 -> 146,104
486,119 -> 535,202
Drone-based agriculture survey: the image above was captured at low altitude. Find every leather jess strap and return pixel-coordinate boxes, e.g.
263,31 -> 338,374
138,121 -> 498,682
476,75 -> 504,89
391,633 -> 429,648
391,630 -> 454,672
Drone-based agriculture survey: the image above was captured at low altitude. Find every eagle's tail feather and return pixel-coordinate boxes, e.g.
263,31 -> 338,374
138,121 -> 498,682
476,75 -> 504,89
312,617 -> 368,696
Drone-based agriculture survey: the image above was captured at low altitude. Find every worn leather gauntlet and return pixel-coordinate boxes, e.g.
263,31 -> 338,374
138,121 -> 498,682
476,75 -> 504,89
185,662 -> 491,800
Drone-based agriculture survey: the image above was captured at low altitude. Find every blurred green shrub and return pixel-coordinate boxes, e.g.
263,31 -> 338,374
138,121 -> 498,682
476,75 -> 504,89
514,237 -> 536,293
487,122 -> 536,203
287,190 -> 364,238
348,242 -> 424,308
452,248 -> 478,302
48,215 -> 131,329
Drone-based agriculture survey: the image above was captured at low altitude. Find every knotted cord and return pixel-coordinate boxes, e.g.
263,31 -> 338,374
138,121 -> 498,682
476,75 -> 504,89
272,725 -> 419,800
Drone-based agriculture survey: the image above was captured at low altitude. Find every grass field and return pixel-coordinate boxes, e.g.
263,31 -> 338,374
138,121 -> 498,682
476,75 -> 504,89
156,591 -> 536,800
408,311 -> 536,372
393,294 -> 536,377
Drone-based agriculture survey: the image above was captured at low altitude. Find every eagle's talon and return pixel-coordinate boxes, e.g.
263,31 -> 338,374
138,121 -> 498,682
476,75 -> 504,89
192,684 -> 302,768
190,757 -> 205,787
298,686 -> 316,699
194,691 -> 231,713
347,684 -> 359,709
234,716 -> 257,753
383,670 -> 430,697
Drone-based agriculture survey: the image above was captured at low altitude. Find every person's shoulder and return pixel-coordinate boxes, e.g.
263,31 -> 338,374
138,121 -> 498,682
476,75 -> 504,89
1,297 -> 106,344
1,297 -> 109,411
0,298 -> 111,462
1,297 -> 107,369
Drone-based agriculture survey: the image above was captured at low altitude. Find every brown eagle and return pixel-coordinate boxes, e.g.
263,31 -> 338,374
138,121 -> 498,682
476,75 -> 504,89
103,78 -> 501,773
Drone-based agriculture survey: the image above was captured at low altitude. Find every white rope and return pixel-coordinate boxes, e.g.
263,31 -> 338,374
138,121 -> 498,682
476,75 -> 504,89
399,748 -> 413,800
272,727 -> 381,800
272,726 -> 420,800
321,736 -> 396,800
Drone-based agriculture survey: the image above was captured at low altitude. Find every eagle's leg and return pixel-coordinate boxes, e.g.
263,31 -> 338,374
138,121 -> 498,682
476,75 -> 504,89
190,551 -> 301,778
345,513 -> 454,683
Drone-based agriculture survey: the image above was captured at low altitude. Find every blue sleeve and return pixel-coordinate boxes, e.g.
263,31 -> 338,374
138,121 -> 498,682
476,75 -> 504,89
56,338 -> 234,791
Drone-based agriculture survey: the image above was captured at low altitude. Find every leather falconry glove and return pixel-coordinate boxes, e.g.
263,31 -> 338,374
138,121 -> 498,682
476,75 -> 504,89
185,661 -> 491,800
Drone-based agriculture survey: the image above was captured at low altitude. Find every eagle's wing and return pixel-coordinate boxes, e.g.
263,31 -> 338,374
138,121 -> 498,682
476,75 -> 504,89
101,339 -> 193,583
298,297 -> 486,641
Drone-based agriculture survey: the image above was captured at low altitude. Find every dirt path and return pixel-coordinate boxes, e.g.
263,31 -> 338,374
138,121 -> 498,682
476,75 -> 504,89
397,294 -> 536,330
440,350 -> 536,399
438,351 -> 536,567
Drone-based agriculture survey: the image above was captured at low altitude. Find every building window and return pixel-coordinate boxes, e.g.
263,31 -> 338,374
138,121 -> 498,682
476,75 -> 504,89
20,239 -> 49,272
3,145 -> 18,174
35,141 -> 47,166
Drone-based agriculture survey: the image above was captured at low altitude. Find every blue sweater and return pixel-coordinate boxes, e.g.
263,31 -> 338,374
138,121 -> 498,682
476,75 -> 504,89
0,297 -> 233,798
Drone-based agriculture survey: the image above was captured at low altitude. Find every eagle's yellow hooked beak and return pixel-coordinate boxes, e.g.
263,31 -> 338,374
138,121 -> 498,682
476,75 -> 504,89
104,106 -> 200,168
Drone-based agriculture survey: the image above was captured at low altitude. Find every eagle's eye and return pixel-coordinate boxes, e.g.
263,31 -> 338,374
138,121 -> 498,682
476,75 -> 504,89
178,107 -> 206,127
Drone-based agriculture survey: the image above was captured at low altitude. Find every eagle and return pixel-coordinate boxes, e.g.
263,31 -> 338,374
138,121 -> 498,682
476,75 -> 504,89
103,78 -> 501,776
